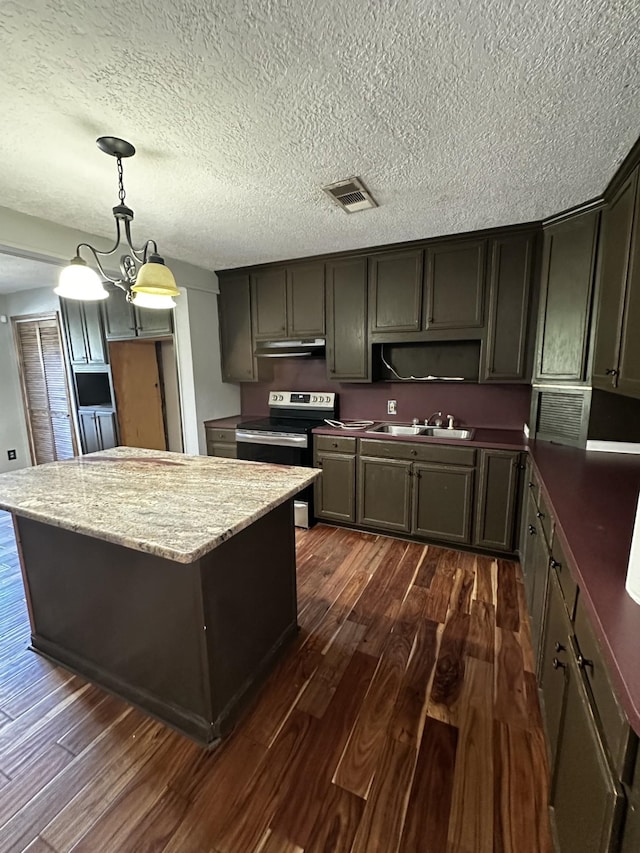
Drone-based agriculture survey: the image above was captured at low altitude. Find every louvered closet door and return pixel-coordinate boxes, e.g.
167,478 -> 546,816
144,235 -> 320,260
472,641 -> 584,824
15,317 -> 77,464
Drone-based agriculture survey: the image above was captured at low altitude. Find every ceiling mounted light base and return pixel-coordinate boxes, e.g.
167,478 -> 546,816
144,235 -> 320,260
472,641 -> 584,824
96,137 -> 136,158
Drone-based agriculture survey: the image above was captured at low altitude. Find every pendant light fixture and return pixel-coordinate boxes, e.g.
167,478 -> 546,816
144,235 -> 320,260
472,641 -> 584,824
55,137 -> 179,309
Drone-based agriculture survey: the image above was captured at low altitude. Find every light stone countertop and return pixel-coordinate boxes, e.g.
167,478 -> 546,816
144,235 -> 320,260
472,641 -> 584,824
0,447 -> 320,564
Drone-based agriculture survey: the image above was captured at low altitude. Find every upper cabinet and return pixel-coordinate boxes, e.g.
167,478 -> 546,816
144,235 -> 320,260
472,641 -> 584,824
103,285 -> 173,340
424,239 -> 486,330
483,230 -> 538,382
218,273 -> 256,383
617,175 -> 640,397
368,249 -> 423,333
535,209 -> 600,384
325,257 -> 370,381
592,168 -> 638,391
251,262 -> 324,340
60,299 -> 107,366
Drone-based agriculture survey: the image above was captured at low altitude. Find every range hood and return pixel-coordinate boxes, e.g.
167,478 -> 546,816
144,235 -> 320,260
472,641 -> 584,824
255,338 -> 326,358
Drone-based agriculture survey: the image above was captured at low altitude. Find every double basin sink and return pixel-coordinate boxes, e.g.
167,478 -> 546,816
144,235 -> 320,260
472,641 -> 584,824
365,423 -> 475,440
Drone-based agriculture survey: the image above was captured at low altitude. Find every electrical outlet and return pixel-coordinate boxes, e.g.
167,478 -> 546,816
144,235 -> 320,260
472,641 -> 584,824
387,400 -> 397,416
7,449 -> 16,461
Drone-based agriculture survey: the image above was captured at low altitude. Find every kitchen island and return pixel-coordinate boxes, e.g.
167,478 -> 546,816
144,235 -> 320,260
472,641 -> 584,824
0,447 -> 319,745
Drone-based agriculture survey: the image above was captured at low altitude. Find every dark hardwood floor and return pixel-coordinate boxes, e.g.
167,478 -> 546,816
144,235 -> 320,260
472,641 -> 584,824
0,510 -> 552,852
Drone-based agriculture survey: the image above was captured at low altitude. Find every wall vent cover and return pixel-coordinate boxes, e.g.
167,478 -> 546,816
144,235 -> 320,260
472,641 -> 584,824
537,390 -> 585,441
322,177 -> 378,213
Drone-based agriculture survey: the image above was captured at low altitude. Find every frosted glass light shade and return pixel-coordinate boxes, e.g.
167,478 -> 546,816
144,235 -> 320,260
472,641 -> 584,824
55,262 -> 108,301
131,292 -> 177,309
131,259 -> 179,297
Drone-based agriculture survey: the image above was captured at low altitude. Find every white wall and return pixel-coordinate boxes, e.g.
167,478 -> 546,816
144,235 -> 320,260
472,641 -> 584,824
0,295 -> 32,472
0,205 -> 241,460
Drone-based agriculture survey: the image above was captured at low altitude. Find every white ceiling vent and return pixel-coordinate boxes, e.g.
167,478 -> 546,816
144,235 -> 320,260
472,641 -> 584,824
322,177 -> 378,213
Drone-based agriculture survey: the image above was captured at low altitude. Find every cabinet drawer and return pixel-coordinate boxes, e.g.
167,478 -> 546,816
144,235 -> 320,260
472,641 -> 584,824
206,427 -> 237,443
574,597 -> 635,780
315,435 -> 357,454
359,438 -> 476,466
207,441 -> 237,459
525,461 -> 540,505
534,488 -> 554,547
550,532 -> 578,620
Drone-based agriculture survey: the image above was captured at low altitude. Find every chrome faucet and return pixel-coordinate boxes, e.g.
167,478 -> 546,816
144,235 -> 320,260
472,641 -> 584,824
425,411 -> 443,427
446,414 -> 455,429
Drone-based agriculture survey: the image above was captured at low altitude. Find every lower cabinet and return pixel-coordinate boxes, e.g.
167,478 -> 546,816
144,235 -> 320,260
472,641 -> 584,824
539,570 -> 572,770
473,449 -> 522,551
315,451 -> 356,523
79,410 -> 118,453
357,456 -> 412,532
413,462 -> 474,543
206,426 -> 237,459
522,488 -> 551,664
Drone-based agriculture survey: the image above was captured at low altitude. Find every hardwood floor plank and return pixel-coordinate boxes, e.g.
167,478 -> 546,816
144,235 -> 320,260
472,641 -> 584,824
467,599 -> 495,663
0,743 -> 74,829
96,786 -> 192,853
427,611 -> 470,726
21,837 -> 57,853
255,829 -> 303,853
524,671 -> 544,730
56,692 -> 130,755
448,566 -> 475,614
516,581 -> 537,674
269,651 -> 377,848
413,544 -> 445,589
494,628 -> 528,729
389,618 -> 440,746
399,717 -> 458,853
474,555 -> 495,604
357,597 -> 401,658
304,783 -> 365,853
496,559 -> 520,632
446,658 -> 494,853
350,736 -> 416,853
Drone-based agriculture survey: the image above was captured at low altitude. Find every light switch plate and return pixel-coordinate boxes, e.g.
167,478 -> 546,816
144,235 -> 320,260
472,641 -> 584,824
387,400 -> 397,415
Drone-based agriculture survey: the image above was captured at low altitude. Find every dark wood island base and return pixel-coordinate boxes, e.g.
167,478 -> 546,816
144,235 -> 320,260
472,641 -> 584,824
13,500 -> 298,746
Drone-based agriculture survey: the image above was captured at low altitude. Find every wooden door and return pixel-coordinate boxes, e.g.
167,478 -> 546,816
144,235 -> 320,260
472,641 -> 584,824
357,456 -> 412,532
539,569 -> 571,770
535,211 -> 600,382
483,232 -> 537,382
251,268 -> 287,339
412,463 -> 474,544
424,239 -> 486,330
109,340 -> 166,451
368,249 -> 423,332
218,274 -> 256,382
552,646 -> 625,853
618,176 -> 640,398
286,263 -> 325,337
314,451 -> 356,523
592,170 -> 638,389
325,257 -> 370,381
473,449 -> 521,552
13,315 -> 78,464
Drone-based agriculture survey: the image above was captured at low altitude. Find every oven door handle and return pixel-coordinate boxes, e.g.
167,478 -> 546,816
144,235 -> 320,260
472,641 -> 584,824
235,430 -> 309,448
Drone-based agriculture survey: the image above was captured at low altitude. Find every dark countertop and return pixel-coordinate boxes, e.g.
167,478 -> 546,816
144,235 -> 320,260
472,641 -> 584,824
528,442 -> 640,736
204,414 -> 249,429
313,423 -> 527,451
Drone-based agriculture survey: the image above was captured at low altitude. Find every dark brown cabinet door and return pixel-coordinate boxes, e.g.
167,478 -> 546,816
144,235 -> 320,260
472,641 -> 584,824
218,274 -> 256,382
618,176 -> 640,398
530,522 -> 551,670
539,570 -> 571,769
79,411 -> 118,453
369,249 -> 423,332
134,306 -> 173,337
424,239 -> 486,330
552,647 -> 625,853
251,268 -> 287,339
286,263 -> 325,338
61,299 -> 107,365
357,456 -> 411,532
483,232 -> 537,382
535,211 -> 600,382
103,286 -> 137,339
326,257 -> 370,381
412,463 -> 474,544
96,411 -> 117,450
473,449 -> 520,552
315,452 -> 356,523
592,169 -> 638,389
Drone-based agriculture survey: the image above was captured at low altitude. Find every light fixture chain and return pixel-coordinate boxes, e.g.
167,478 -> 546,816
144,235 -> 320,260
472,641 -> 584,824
116,155 -> 126,204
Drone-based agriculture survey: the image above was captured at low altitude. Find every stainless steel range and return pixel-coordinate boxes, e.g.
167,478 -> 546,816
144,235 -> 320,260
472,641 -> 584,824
236,391 -> 337,528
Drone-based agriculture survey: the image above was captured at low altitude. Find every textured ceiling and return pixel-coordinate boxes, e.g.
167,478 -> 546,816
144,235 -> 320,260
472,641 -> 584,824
0,253 -> 62,294
0,0 -> 639,272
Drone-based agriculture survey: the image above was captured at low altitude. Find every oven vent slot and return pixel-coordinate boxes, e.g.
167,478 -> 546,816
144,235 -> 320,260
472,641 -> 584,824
322,177 -> 378,213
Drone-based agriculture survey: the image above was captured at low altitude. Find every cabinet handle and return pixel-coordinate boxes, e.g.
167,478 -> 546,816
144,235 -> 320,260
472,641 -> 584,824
332,442 -> 338,448
528,481 -> 535,489
415,470 -> 421,479
410,449 -> 417,456
554,641 -> 565,653
536,510 -> 545,520
605,368 -> 619,376
317,460 -> 323,468
528,524 -> 536,535
407,468 -> 414,477
552,657 -> 567,670
577,654 -> 593,671
550,558 -> 560,570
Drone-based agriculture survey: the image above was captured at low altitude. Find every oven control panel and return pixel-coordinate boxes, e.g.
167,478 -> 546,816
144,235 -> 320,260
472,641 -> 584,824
269,391 -> 336,409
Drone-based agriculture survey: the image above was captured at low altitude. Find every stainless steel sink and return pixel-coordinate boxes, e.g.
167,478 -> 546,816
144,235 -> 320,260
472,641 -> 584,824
367,424 -> 426,436
366,423 -> 475,440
